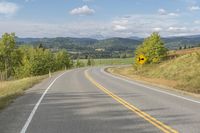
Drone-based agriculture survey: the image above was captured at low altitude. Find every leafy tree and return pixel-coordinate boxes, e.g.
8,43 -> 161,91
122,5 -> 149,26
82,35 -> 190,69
76,58 -> 85,68
36,48 -> 54,75
14,46 -> 33,78
15,46 -> 72,78
134,32 -> 168,65
0,33 -> 19,79
55,49 -> 71,70
0,33 -> 73,79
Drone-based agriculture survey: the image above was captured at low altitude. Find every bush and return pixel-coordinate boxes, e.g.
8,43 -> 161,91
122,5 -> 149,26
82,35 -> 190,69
134,32 -> 168,65
76,59 -> 85,68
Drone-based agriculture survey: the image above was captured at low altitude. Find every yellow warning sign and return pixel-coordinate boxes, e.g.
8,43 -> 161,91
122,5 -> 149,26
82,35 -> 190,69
137,54 -> 147,65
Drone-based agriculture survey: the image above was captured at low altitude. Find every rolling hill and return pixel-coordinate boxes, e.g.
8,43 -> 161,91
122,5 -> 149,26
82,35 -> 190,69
163,35 -> 200,49
16,35 -> 200,58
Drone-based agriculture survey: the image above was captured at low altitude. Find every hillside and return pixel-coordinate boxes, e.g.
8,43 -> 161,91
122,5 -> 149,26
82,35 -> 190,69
16,37 -> 141,59
16,35 -> 200,58
94,37 -> 140,51
107,48 -> 200,93
16,37 -> 98,50
16,35 -> 200,50
163,35 -> 200,49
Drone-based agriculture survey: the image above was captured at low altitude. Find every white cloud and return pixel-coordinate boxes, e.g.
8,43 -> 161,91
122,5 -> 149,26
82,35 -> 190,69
194,20 -> 200,24
167,27 -> 187,32
189,6 -> 200,11
153,27 -> 162,32
110,15 -> 179,36
113,25 -> 127,31
112,19 -> 129,25
168,13 -> 179,16
1,13 -> 200,38
112,19 -> 128,31
70,5 -> 95,16
109,14 -> 199,37
0,2 -> 19,16
0,15 -> 178,37
158,9 -> 167,15
0,20 -> 109,38
158,8 -> 179,16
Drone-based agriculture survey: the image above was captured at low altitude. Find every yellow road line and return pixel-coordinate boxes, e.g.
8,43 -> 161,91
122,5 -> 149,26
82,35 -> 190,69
84,70 -> 178,133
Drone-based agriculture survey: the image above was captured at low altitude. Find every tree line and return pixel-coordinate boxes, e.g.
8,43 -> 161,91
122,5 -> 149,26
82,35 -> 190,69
0,33 -> 73,80
0,32 -> 170,80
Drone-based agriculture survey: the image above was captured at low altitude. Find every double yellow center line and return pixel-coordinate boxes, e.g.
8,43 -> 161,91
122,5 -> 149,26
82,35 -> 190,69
84,70 -> 178,133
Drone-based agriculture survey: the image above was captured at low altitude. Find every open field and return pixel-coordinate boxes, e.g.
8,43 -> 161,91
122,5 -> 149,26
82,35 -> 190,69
78,58 -> 134,66
107,49 -> 200,94
0,75 -> 47,109
77,48 -> 200,67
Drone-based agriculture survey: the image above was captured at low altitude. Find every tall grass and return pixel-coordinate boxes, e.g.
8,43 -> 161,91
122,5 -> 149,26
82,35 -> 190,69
108,51 -> 200,93
0,75 -> 47,109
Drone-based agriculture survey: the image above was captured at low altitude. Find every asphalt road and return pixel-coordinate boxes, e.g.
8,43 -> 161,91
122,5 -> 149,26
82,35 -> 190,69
1,67 -> 200,133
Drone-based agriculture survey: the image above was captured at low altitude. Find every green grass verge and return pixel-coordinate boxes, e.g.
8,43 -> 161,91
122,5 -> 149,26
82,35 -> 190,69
78,58 -> 134,66
108,51 -> 200,94
0,75 -> 47,109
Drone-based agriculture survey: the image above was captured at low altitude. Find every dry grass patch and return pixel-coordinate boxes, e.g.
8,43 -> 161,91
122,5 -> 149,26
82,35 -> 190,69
0,75 -> 47,109
107,50 -> 200,94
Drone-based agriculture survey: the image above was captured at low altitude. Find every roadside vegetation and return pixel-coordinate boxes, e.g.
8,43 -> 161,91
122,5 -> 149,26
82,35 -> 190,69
0,75 -> 47,109
1,31 -> 199,109
75,57 -> 134,67
16,35 -> 200,59
0,33 -> 73,80
0,32 -> 134,109
0,33 -> 73,109
108,33 -> 200,94
134,32 -> 168,65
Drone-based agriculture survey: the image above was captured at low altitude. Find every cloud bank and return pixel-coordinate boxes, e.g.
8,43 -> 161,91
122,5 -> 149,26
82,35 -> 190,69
0,2 -> 19,16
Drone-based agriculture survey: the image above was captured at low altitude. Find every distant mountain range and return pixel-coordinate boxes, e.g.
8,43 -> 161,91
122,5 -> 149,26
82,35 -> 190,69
162,35 -> 200,49
16,35 -> 200,50
15,35 -> 200,58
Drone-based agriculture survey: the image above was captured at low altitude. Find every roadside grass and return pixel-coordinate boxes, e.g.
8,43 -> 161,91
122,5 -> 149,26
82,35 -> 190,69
0,75 -> 47,109
78,58 -> 134,66
107,50 -> 200,94
168,47 -> 200,57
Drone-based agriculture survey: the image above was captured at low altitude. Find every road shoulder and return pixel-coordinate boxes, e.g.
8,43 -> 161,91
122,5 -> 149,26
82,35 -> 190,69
105,66 -> 200,100
0,70 -> 65,133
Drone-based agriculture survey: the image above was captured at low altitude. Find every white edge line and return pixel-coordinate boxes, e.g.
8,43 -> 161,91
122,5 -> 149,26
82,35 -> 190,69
20,71 -> 69,133
101,67 -> 200,104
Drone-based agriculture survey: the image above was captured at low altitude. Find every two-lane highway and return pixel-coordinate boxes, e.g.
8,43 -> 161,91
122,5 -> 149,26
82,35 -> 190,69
0,67 -> 200,133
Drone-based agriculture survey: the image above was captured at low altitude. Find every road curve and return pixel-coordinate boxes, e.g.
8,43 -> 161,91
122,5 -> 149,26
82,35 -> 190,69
0,67 -> 200,133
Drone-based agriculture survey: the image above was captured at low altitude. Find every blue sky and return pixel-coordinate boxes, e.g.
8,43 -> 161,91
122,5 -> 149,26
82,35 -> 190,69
0,0 -> 200,38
